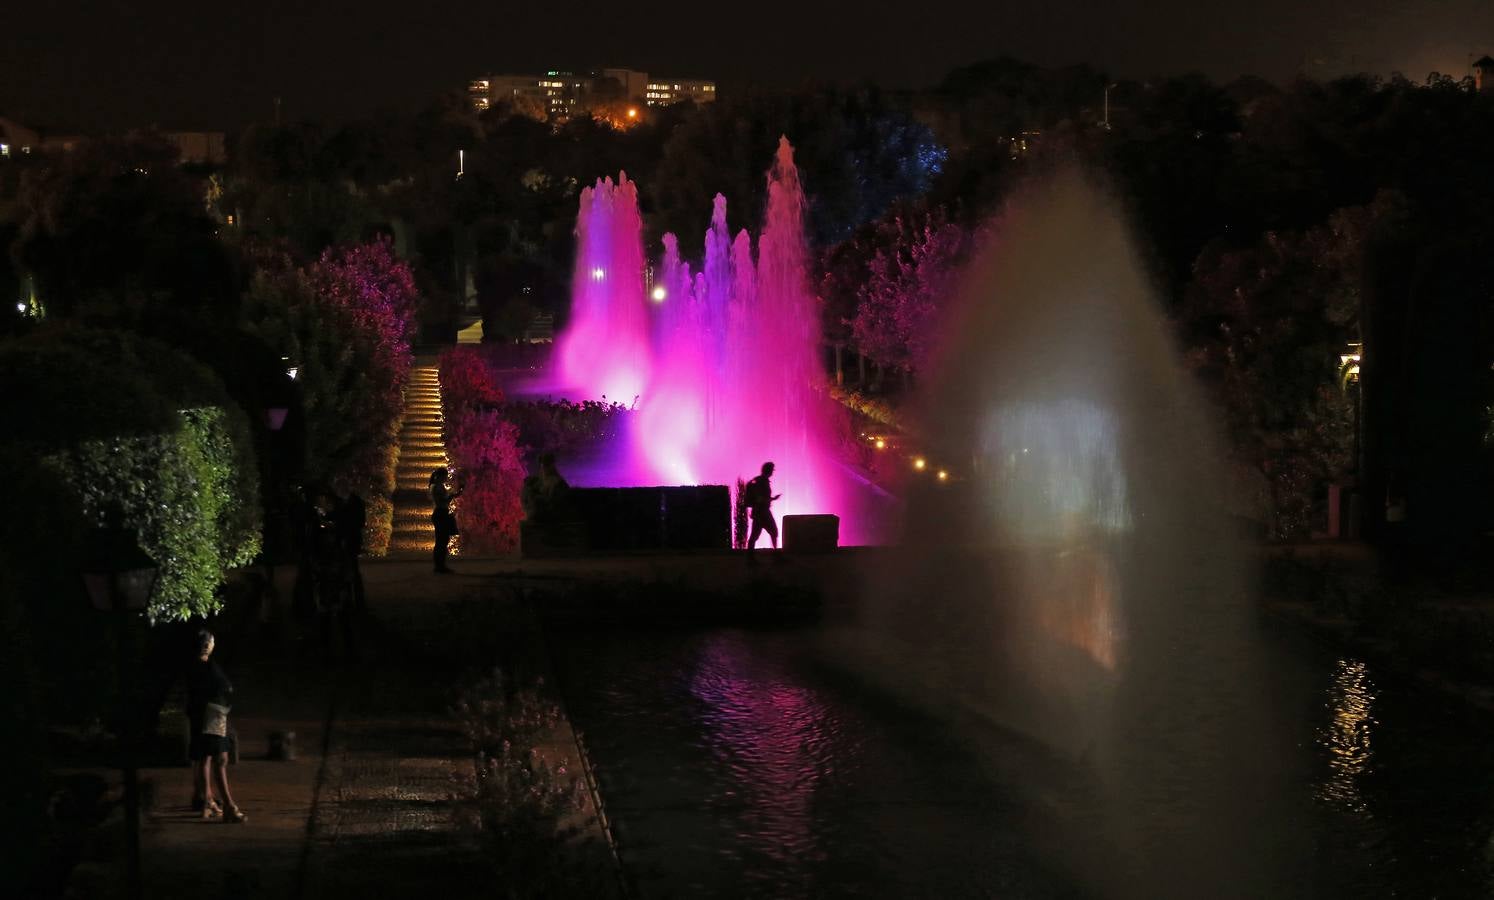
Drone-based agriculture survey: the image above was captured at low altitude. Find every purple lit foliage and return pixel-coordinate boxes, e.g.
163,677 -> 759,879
304,237 -> 419,502
849,206 -> 977,379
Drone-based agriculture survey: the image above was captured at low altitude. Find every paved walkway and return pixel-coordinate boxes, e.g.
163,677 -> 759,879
133,561 -> 525,899
389,364 -> 449,558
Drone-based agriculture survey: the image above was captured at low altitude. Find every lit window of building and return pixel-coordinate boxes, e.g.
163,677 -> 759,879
468,69 -> 716,120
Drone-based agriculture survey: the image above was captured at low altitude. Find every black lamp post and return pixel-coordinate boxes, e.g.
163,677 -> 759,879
82,525 -> 158,900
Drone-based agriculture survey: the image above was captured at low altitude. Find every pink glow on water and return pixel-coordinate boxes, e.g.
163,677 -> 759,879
558,138 -> 857,537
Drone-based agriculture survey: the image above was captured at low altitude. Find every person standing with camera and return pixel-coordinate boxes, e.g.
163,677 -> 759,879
429,468 -> 462,574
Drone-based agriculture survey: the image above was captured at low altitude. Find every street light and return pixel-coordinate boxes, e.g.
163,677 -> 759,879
82,523 -> 159,900
1103,83 -> 1119,130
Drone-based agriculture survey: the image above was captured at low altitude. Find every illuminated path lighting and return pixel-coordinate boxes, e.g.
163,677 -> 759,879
388,366 -> 454,555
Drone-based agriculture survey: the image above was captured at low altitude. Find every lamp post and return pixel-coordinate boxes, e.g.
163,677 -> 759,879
82,524 -> 158,900
1103,82 -> 1119,131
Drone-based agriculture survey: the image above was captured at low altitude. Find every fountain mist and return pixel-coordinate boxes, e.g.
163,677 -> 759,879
838,170 -> 1303,897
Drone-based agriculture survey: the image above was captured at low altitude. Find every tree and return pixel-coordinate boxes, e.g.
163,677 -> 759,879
244,240 -> 419,552
650,86 -> 945,251
1180,197 -> 1398,537
845,205 -> 977,382
13,134 -> 235,320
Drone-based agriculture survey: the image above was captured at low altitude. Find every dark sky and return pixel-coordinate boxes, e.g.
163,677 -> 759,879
3,0 -> 1493,131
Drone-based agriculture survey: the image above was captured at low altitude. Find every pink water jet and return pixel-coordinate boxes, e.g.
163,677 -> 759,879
557,138 -> 853,536
558,173 -> 651,406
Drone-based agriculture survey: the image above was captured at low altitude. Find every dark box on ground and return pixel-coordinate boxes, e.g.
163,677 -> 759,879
783,514 -> 839,553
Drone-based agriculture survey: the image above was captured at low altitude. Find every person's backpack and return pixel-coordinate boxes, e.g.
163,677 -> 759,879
744,476 -> 767,508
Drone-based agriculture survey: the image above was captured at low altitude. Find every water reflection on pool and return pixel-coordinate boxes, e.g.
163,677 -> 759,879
549,623 -> 1494,898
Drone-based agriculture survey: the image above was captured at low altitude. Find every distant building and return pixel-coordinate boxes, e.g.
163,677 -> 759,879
0,117 -> 224,165
469,68 -> 716,121
599,68 -> 650,102
1476,56 -> 1494,95
0,117 -> 87,156
469,72 -> 584,120
0,116 -> 40,157
643,78 -> 717,107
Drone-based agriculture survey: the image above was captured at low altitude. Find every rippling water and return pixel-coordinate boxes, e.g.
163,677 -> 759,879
549,622 -> 1494,898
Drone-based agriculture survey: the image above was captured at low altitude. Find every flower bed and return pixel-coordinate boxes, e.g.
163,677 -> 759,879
438,345 -> 634,554
439,346 -> 526,554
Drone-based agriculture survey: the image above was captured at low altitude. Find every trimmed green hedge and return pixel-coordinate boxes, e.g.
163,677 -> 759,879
44,407 -> 260,620
0,329 -> 262,621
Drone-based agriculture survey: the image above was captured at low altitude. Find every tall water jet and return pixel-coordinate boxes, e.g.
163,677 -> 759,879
705,138 -> 839,523
560,138 -> 854,534
559,174 -> 650,405
842,170 -> 1300,896
641,233 -> 706,483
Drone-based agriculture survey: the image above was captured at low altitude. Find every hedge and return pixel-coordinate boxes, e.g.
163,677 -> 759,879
0,329 -> 261,621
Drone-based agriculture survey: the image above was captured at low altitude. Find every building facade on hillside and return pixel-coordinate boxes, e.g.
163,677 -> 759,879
643,78 -> 716,106
600,68 -> 650,102
0,117 -> 41,156
469,68 -> 716,121
0,118 -> 224,164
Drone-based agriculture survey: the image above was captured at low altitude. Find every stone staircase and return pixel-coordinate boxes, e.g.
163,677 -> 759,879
388,365 -> 450,557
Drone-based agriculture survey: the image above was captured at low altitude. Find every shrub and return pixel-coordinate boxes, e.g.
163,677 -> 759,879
1,330 -> 261,621
453,670 -> 605,898
500,399 -> 630,457
44,410 -> 261,620
439,344 -> 506,408
437,344 -> 631,554
245,240 -> 419,553
734,478 -> 749,549
445,409 -> 527,554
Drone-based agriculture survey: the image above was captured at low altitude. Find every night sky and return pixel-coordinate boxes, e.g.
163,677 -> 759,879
3,0 -> 1493,131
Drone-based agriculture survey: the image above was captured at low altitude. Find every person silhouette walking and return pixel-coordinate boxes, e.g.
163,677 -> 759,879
744,461 -> 781,560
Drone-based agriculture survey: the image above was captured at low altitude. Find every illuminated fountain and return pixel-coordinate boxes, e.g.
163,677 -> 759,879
834,170 -> 1298,897
557,138 -> 847,532
558,173 -> 651,406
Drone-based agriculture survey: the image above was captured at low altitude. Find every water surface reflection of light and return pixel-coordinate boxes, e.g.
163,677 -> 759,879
1318,658 -> 1376,815
687,634 -> 846,879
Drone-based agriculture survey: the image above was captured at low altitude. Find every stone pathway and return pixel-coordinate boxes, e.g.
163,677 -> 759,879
123,560 -> 637,900
389,364 -> 449,558
299,695 -> 485,898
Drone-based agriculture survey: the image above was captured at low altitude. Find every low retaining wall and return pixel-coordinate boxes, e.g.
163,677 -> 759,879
523,485 -> 731,556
